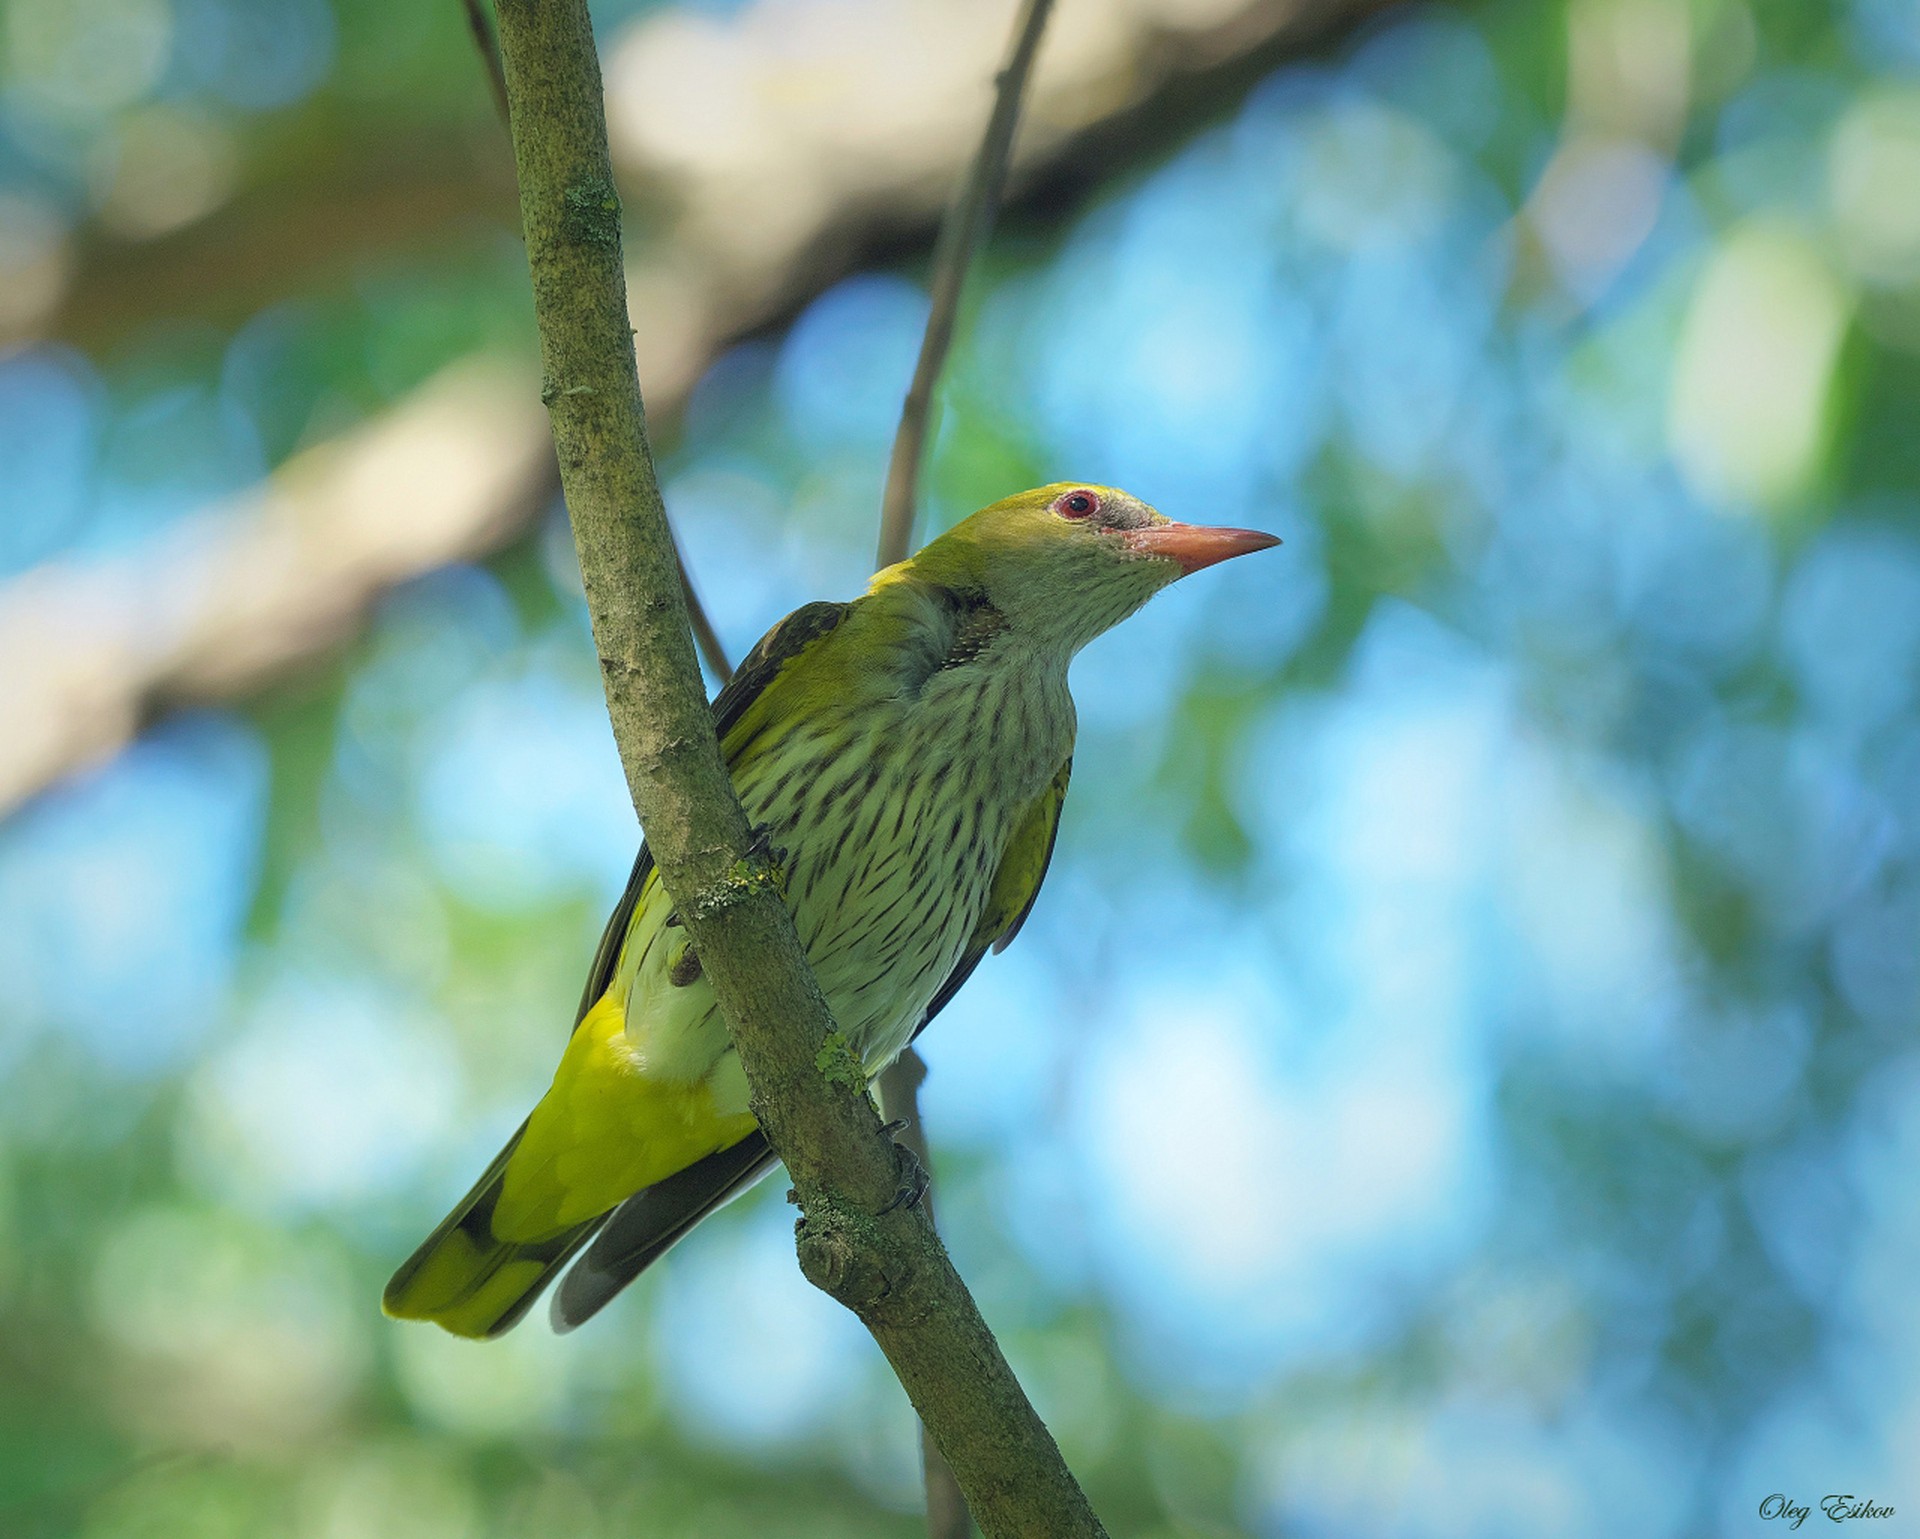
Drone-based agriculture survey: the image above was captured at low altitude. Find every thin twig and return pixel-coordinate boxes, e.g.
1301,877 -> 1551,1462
876,0 -> 1057,570
875,6 -> 1057,1533
670,526 -> 735,685
460,0 -> 734,685
878,1051 -> 973,1539
460,0 -> 512,128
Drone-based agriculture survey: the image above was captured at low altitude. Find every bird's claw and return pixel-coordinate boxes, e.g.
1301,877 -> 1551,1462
877,1136 -> 929,1215
747,823 -> 789,872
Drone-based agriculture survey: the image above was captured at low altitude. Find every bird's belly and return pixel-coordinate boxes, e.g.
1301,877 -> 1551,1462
621,679 -> 1063,1116
670,837 -> 998,1123
795,790 -> 1003,1058
623,763 -> 1006,1108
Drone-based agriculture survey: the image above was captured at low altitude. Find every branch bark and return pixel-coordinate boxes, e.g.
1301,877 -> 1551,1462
490,0 -> 1102,1532
458,0 -> 735,687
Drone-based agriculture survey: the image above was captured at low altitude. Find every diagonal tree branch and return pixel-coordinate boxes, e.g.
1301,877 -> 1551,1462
460,0 -> 736,686
489,0 -> 1102,1532
668,523 -> 735,685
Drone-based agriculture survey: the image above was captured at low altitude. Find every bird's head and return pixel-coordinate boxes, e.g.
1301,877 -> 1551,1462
903,483 -> 1280,656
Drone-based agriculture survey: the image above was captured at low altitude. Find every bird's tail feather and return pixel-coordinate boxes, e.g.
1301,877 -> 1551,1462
383,1121 -> 607,1340
551,1132 -> 778,1333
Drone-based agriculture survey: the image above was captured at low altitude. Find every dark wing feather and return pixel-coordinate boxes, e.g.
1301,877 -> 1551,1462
911,755 -> 1071,1043
552,1132 -> 779,1332
712,599 -> 852,741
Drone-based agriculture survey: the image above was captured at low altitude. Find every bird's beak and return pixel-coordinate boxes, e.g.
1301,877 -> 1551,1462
1123,522 -> 1281,576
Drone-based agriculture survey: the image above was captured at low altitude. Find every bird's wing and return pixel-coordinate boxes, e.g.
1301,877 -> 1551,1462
568,599 -> 854,1030
542,601 -> 853,1330
570,846 -> 654,1028
551,1130 -> 777,1332
712,599 -> 854,742
911,753 -> 1073,1042
554,754 -> 1073,1331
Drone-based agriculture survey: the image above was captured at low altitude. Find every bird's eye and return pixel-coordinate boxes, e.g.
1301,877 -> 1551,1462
1056,490 -> 1099,520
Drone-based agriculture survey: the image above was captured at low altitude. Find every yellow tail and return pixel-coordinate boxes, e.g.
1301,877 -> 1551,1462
382,1124 -> 604,1340
387,991 -> 760,1337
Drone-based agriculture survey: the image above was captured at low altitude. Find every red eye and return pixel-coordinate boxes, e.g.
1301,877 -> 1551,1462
1056,490 -> 1099,520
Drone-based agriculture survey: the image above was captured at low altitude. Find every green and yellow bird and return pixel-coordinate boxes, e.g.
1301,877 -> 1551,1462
384,483 -> 1277,1338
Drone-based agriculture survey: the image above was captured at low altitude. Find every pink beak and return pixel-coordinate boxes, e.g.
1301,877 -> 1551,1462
1123,522 -> 1282,576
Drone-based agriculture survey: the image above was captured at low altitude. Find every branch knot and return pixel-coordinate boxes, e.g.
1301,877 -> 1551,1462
793,1201 -> 928,1320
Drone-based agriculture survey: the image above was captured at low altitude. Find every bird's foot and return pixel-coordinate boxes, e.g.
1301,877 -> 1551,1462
877,1134 -> 929,1215
742,823 -> 793,900
747,822 -> 790,872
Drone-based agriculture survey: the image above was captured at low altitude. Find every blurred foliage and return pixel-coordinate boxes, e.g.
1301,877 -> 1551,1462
6,0 -> 1920,1535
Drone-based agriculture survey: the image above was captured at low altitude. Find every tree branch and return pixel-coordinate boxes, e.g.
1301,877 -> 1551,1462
489,0 -> 1101,1532
877,1053 -> 973,1539
669,521 -> 734,685
876,0 -> 1055,572
461,0 -> 513,128
459,0 -> 735,686
874,4 -> 1057,1532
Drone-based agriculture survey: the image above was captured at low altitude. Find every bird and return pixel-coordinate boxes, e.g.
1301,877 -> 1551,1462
383,483 -> 1278,1338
